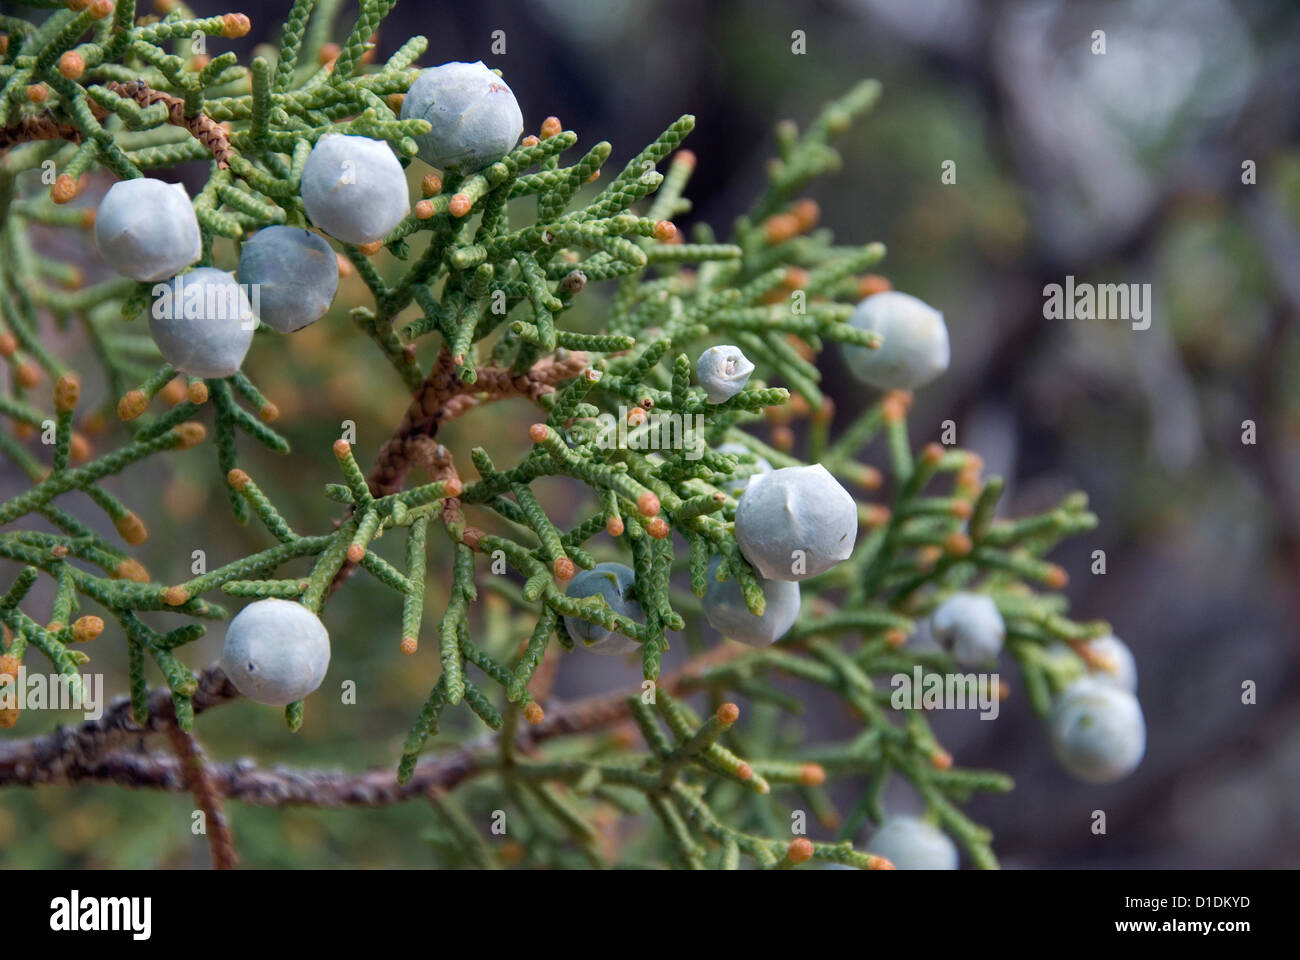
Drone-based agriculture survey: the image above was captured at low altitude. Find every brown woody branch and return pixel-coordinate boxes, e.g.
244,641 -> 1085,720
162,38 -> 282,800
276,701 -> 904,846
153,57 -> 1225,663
105,80 -> 234,169
0,112 -> 83,151
164,720 -> 239,869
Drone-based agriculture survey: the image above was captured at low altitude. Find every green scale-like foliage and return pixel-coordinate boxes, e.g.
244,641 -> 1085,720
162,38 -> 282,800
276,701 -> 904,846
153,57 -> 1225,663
0,0 -> 1112,870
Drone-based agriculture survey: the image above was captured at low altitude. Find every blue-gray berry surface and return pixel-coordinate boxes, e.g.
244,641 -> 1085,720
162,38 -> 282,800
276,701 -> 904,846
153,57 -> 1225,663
868,816 -> 959,870
236,226 -> 339,333
734,464 -> 858,580
562,562 -> 644,655
841,290 -> 950,390
696,345 -> 755,403
94,178 -> 201,282
148,267 -> 255,378
300,134 -> 410,244
930,592 -> 1005,665
1049,677 -> 1146,783
220,598 -> 331,706
702,555 -> 800,646
400,61 -> 524,173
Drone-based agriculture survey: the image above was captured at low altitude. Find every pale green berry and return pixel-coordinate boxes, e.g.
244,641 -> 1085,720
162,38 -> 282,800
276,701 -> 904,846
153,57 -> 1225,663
841,291 -> 950,390
149,267 -> 255,378
1050,678 -> 1146,783
94,178 -> 201,282
702,555 -> 800,646
734,464 -> 857,581
236,226 -> 338,333
696,345 -> 755,403
930,592 -> 1005,665
401,61 -> 523,172
562,562 -> 644,655
300,134 -> 410,245
220,598 -> 331,706
868,816 -> 958,870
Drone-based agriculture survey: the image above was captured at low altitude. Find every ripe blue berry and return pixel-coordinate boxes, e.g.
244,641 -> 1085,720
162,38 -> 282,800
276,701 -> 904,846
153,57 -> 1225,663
868,816 -> 958,870
841,291 -> 950,390
734,464 -> 857,581
149,267 -> 255,378
236,226 -> 339,333
94,178 -> 201,282
696,345 -> 755,403
702,555 -> 800,646
220,598 -> 331,706
713,442 -> 772,498
562,562 -> 644,655
300,134 -> 410,245
930,592 -> 1005,665
400,61 -> 524,172
1049,677 -> 1146,783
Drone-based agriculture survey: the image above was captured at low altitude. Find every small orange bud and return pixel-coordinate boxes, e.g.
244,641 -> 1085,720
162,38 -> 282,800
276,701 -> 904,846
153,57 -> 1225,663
259,401 -> 279,423
646,517 -> 670,539
88,0 -> 114,17
187,379 -> 209,405
674,149 -> 696,170
16,362 -> 40,388
787,838 -> 815,864
415,199 -> 434,220
0,333 -> 15,357
385,93 -> 405,111
358,240 -> 383,256
227,468 -> 250,490
26,84 -> 48,104
763,212 -> 800,245
950,499 -> 972,520
449,193 -> 472,217
346,543 -> 365,563
605,515 -> 624,537
189,54 -> 211,72
944,532 -> 972,557
792,198 -> 820,232
174,422 -> 206,449
885,627 -> 909,648
521,134 -> 540,147
14,422 -> 34,440
117,390 -> 148,421
336,253 -> 354,276
50,174 -> 80,205
799,763 -> 826,786
921,442 -> 945,466
159,377 -> 186,406
864,504 -> 891,528
626,405 -> 647,427
68,433 -> 91,462
58,51 -> 85,79
115,558 -> 150,582
72,616 -> 104,643
317,42 -> 341,65
421,173 -> 442,197
523,702 -> 545,725
528,423 -> 549,443
443,477 -> 463,497
917,545 -> 943,569
1045,565 -> 1069,589
636,490 -> 660,517
735,762 -> 754,782
163,586 -> 190,606
771,425 -> 795,451
221,12 -> 251,38
881,391 -> 910,424
333,438 -> 352,458
400,636 -> 418,655
114,511 -> 148,546
553,557 -> 576,582
716,702 -> 740,724
54,374 -> 80,413
540,116 -> 562,139
652,220 -> 676,242
868,855 -> 896,870
784,265 -> 811,291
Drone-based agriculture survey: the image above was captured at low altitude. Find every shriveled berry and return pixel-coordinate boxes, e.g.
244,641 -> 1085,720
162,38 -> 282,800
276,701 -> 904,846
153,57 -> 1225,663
220,598 -> 331,706
236,226 -> 339,333
868,816 -> 958,870
842,291 -> 950,390
300,134 -> 410,245
562,562 -> 644,655
930,592 -> 1005,665
734,464 -> 858,581
400,61 -> 524,173
1049,677 -> 1146,783
149,268 -> 255,378
95,178 -> 201,282
702,556 -> 800,647
696,345 -> 754,403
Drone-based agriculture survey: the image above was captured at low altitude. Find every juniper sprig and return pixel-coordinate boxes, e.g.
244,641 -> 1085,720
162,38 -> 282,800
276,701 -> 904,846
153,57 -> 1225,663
0,0 -> 1136,870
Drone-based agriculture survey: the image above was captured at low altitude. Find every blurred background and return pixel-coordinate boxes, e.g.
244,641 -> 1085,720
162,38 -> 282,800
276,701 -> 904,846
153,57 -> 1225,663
2,0 -> 1299,868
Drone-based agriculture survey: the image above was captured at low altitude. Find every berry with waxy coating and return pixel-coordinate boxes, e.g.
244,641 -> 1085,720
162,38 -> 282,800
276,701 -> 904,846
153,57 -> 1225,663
300,134 -> 410,245
400,61 -> 523,172
713,442 -> 772,497
237,226 -> 339,333
562,562 -> 644,655
148,268 -> 255,378
94,178 -> 200,282
930,592 -> 1005,665
734,464 -> 858,581
1080,633 -> 1138,692
220,598 -> 331,706
1049,677 -> 1146,783
868,816 -> 958,870
696,345 -> 755,403
702,555 -> 800,647
841,290 -> 950,390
